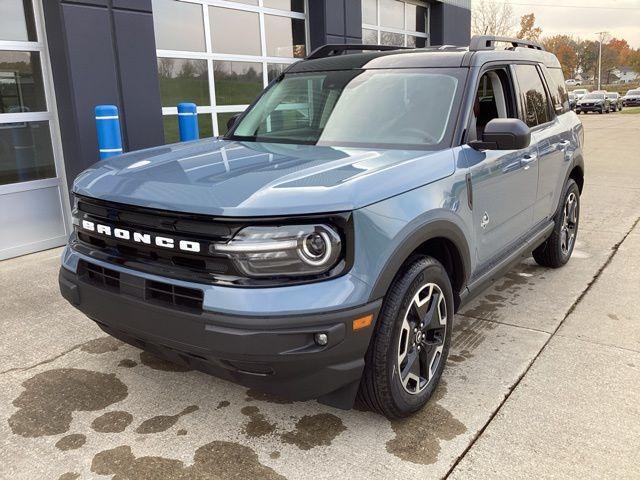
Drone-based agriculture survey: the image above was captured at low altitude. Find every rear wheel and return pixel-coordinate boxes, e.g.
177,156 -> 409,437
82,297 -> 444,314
358,256 -> 453,419
533,179 -> 580,268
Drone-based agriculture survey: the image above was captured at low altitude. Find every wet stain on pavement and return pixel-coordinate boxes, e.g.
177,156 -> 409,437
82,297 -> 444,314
216,400 -> 230,409
608,313 -> 619,320
58,473 -> 80,480
452,319 -> 497,357
135,405 -> 199,434
270,451 -> 281,459
118,359 -> 137,368
55,433 -> 86,451
91,411 -> 133,433
177,429 -> 187,436
139,351 -> 191,372
241,406 -> 277,438
9,368 -> 128,437
386,383 -> 467,465
280,413 -> 346,450
447,349 -> 473,364
246,389 -> 294,404
91,442 -> 286,479
80,336 -> 122,354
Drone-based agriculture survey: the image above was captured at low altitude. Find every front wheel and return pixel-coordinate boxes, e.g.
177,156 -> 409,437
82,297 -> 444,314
533,179 -> 580,268
358,256 -> 454,418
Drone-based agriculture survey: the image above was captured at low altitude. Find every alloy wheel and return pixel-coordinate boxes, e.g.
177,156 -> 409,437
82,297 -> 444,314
561,192 -> 578,255
397,283 -> 447,395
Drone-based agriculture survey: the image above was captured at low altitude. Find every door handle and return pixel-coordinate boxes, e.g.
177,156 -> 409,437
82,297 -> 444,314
521,154 -> 537,170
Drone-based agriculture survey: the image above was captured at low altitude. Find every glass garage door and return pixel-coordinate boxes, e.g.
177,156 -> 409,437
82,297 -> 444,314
362,0 -> 429,47
0,0 -> 70,260
152,0 -> 308,141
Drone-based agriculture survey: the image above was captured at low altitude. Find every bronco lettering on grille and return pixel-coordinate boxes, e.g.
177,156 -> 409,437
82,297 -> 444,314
80,220 -> 201,253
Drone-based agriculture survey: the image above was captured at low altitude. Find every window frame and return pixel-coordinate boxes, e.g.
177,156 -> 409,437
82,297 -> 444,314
155,0 -> 309,138
362,0 -> 430,48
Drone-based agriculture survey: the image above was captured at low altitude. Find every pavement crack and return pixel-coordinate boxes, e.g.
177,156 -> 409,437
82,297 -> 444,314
456,313 -> 552,335
444,215 -> 640,479
0,343 -> 83,376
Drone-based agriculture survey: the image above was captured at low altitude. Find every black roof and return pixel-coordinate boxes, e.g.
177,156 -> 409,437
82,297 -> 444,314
288,36 -> 561,73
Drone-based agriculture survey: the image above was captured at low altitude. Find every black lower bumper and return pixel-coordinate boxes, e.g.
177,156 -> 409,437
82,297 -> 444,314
59,266 -> 380,409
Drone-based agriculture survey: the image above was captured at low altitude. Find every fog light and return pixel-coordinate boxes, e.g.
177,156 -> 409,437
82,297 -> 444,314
314,333 -> 328,346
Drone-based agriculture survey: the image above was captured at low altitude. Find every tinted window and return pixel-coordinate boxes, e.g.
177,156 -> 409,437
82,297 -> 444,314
0,0 -> 36,41
545,68 -> 569,114
213,61 -> 263,105
152,0 -> 205,52
157,58 -> 209,107
264,15 -> 306,58
0,51 -> 47,114
515,64 -> 551,127
0,121 -> 55,186
209,7 -> 261,56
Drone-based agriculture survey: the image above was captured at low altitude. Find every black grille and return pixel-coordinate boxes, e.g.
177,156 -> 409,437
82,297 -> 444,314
78,260 -> 203,311
146,280 -> 204,310
72,196 -> 244,285
83,262 -> 121,291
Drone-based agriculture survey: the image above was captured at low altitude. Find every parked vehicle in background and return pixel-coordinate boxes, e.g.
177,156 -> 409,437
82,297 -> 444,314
565,79 -> 582,86
58,36 -> 585,419
576,92 -> 610,114
572,88 -> 589,100
622,89 -> 640,107
606,92 -> 623,112
568,92 -> 577,110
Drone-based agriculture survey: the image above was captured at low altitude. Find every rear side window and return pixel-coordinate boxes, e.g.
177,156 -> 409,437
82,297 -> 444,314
545,68 -> 570,114
514,64 -> 551,127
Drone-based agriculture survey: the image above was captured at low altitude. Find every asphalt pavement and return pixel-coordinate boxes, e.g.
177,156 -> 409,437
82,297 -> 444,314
1,113 -> 639,480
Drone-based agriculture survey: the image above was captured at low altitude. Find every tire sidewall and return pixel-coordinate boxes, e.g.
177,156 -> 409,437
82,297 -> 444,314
554,179 -> 581,263
385,259 -> 454,413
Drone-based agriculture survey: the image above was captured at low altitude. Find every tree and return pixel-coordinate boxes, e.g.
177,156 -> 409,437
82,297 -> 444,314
471,0 -> 516,37
577,39 -> 599,82
607,38 -> 632,67
543,35 -> 578,79
517,13 -> 542,42
157,58 -> 175,79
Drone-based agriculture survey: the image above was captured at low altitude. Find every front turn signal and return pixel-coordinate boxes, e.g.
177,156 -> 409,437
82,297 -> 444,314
352,314 -> 373,331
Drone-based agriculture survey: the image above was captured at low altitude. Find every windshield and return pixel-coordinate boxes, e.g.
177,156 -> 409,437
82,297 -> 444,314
583,93 -> 605,100
628,90 -> 640,95
606,93 -> 619,98
229,68 -> 464,149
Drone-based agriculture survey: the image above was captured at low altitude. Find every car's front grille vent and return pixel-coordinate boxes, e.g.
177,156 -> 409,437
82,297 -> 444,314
82,262 -> 121,291
78,260 -> 203,312
146,280 -> 204,311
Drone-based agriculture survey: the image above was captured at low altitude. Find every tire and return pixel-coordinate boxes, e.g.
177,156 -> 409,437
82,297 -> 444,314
358,256 -> 454,419
533,179 -> 580,268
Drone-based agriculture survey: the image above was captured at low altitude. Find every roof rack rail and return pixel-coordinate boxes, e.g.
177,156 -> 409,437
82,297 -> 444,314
306,44 -> 411,60
469,35 -> 545,52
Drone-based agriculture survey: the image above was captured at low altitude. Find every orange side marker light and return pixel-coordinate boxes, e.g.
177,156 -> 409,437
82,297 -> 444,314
352,314 -> 373,331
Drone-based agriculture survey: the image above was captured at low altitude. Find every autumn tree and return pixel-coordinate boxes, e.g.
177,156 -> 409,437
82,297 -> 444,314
517,13 -> 542,42
471,0 -> 516,37
543,35 -> 578,79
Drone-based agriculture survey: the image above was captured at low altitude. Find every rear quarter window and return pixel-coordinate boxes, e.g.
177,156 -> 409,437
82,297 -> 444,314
545,68 -> 570,114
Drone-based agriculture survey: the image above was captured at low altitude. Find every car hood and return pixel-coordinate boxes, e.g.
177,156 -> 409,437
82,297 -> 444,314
73,138 -> 455,216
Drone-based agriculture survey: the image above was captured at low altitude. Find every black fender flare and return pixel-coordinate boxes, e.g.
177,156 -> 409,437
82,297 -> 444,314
368,212 -> 472,302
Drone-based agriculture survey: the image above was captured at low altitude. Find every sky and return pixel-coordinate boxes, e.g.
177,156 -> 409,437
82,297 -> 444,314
507,0 -> 640,48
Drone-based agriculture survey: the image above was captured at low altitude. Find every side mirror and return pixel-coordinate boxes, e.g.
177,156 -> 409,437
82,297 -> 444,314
226,113 -> 242,132
469,118 -> 531,151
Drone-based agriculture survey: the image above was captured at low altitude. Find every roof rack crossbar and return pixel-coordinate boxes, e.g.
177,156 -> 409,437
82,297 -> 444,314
306,44 -> 412,60
469,35 -> 545,52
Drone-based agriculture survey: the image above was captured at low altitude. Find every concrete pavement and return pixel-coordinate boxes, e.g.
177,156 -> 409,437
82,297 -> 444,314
1,113 -> 639,479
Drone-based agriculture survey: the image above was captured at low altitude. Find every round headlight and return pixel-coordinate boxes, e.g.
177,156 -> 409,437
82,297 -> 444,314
299,231 -> 332,266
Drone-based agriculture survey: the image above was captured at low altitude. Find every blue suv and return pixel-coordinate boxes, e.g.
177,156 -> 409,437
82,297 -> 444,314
59,36 -> 584,418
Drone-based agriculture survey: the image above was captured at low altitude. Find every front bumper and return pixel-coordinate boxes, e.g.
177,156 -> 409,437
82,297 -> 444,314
59,257 -> 381,409
576,104 -> 604,112
623,99 -> 640,106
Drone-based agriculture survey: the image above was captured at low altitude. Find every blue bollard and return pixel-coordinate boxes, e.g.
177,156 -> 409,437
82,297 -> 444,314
178,102 -> 199,141
95,105 -> 123,159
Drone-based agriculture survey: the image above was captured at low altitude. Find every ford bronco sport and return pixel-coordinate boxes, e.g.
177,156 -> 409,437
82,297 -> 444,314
59,36 -> 584,419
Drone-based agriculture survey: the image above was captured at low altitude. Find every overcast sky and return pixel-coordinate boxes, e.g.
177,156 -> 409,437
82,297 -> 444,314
507,0 -> 640,48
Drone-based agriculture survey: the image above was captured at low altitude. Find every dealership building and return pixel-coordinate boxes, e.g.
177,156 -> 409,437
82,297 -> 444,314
0,0 -> 471,260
